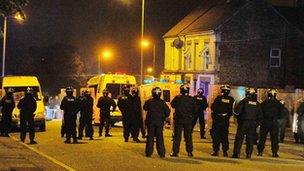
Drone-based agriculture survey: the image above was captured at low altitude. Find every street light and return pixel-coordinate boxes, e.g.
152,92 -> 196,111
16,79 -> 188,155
147,67 -> 153,74
140,0 -> 145,84
2,12 -> 25,77
98,49 -> 112,74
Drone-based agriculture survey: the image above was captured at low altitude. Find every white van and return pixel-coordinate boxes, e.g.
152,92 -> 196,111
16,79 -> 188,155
87,73 -> 137,124
0,76 -> 46,131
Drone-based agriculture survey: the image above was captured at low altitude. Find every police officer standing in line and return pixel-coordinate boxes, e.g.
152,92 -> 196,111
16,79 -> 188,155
97,89 -> 116,137
210,85 -> 235,157
0,88 -> 15,137
130,86 -> 142,142
118,86 -> 134,142
257,88 -> 283,157
18,87 -> 37,144
278,100 -> 289,143
192,88 -> 208,139
144,87 -> 170,158
78,90 -> 94,140
231,88 -> 263,159
170,85 -> 196,157
60,86 -> 80,143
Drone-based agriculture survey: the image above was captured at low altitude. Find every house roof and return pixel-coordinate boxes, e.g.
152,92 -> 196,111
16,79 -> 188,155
273,6 -> 304,33
163,0 -> 248,38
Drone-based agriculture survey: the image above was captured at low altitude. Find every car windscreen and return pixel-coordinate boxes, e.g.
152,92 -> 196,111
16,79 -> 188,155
4,86 -> 41,102
106,84 -> 133,99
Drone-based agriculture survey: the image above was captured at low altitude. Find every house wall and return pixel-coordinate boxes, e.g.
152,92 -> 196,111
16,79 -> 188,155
217,0 -> 304,88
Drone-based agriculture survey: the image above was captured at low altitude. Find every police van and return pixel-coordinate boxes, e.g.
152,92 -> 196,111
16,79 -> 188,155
0,76 -> 46,131
87,73 -> 137,125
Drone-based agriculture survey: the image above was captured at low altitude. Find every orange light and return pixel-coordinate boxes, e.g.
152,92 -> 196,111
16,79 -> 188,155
141,40 -> 150,48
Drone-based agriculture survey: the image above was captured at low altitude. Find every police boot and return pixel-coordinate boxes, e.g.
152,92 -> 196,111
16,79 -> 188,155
64,139 -> 71,144
272,153 -> 279,158
170,153 -> 178,157
29,140 -> 38,144
223,151 -> 228,157
187,152 -> 193,157
246,154 -> 251,159
231,153 -> 240,159
257,152 -> 263,156
73,138 -> 78,144
211,151 -> 219,156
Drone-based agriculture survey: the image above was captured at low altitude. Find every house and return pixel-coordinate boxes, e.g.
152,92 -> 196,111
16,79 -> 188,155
162,0 -> 304,95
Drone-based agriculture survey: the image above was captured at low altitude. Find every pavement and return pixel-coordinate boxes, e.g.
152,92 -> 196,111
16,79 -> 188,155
1,120 -> 304,171
0,135 -> 68,170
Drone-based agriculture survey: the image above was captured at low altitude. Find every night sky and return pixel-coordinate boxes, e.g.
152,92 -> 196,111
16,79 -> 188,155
5,0 -> 203,76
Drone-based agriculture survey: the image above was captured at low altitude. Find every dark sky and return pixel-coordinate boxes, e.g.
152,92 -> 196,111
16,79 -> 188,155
6,0 -> 203,75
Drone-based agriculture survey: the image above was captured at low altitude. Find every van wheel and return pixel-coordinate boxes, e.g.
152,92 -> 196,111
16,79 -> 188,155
39,122 -> 46,131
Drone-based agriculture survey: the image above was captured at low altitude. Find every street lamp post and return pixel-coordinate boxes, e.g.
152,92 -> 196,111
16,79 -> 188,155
2,17 -> 7,77
140,0 -> 145,84
2,13 -> 25,77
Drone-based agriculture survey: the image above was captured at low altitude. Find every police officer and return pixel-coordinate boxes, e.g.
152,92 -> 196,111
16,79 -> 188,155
257,88 -> 283,157
78,90 -> 94,140
97,89 -> 116,137
60,86 -> 80,143
170,84 -> 196,157
17,87 -> 37,144
192,88 -> 208,139
231,88 -> 263,159
130,86 -> 142,142
210,85 -> 235,157
118,86 -> 134,142
0,88 -> 15,137
144,87 -> 170,158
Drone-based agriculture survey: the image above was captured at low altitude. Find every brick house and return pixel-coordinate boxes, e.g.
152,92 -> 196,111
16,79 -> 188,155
162,0 -> 304,95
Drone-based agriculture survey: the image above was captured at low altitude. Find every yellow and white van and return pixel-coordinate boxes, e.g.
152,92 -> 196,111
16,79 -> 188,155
0,76 -> 46,131
87,73 -> 137,124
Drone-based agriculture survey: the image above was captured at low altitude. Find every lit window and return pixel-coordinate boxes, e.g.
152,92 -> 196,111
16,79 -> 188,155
269,48 -> 281,68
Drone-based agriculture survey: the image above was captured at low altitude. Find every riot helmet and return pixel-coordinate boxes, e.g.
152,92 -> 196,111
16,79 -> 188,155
131,86 -> 139,96
26,87 -> 34,94
6,88 -> 14,96
84,89 -> 91,97
122,85 -> 130,95
152,87 -> 162,99
267,88 -> 278,99
197,88 -> 204,96
103,89 -> 109,97
245,87 -> 257,98
220,85 -> 231,96
180,84 -> 190,96
65,86 -> 73,97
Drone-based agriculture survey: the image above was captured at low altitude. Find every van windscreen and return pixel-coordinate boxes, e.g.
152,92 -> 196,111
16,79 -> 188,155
106,84 -> 132,99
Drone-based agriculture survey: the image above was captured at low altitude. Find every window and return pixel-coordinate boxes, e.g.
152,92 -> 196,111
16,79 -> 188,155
269,48 -> 281,68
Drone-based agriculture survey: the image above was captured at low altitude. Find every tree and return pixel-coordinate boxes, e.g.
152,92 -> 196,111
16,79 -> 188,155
13,43 -> 86,95
0,0 -> 28,16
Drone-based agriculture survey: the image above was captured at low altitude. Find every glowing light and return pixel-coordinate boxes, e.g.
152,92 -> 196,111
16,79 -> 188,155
14,12 -> 26,22
141,40 -> 150,48
147,67 -> 153,73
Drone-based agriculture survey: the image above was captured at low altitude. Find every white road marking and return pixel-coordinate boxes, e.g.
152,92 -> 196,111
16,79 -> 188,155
10,136 -> 76,171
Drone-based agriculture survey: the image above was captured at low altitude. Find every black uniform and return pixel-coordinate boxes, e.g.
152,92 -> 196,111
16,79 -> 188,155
192,94 -> 208,138
143,97 -> 170,157
130,94 -> 142,141
17,94 -> 37,143
60,95 -> 79,143
97,96 -> 116,136
0,94 -> 15,136
211,95 -> 235,155
171,95 -> 196,155
118,94 -> 134,141
78,94 -> 94,139
257,98 -> 283,155
232,96 -> 263,158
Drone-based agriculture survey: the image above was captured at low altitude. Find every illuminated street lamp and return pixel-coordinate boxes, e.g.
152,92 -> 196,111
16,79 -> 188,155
99,49 -> 112,74
146,67 -> 153,74
2,12 -> 25,77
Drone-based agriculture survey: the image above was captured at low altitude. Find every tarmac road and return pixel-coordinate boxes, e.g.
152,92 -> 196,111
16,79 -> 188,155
10,120 -> 304,171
